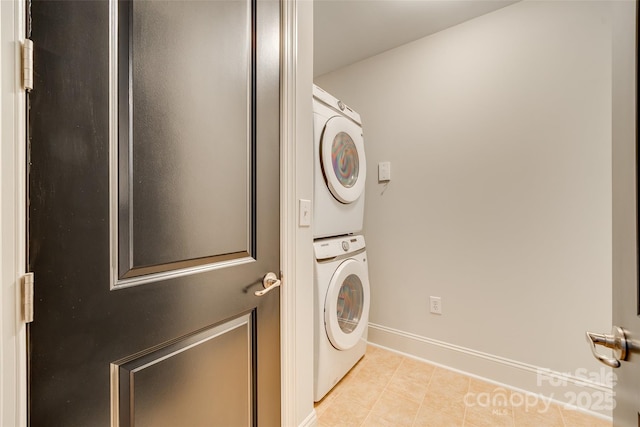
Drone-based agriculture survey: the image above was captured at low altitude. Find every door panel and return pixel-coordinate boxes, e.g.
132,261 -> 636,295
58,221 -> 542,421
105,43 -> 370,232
124,0 -> 251,273
611,2 -> 639,426
113,314 -> 253,427
28,0 -> 280,425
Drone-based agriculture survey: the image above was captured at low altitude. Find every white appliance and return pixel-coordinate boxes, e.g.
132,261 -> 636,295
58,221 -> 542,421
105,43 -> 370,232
313,85 -> 367,239
314,234 -> 370,402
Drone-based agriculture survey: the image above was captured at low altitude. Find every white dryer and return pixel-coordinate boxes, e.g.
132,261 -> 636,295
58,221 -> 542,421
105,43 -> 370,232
313,85 -> 367,239
314,234 -> 370,402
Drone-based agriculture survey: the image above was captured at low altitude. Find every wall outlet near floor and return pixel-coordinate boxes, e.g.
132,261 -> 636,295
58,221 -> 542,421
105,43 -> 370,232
430,296 -> 442,314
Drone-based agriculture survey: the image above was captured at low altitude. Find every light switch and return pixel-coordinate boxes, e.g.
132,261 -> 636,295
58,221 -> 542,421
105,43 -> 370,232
299,199 -> 311,227
378,161 -> 391,182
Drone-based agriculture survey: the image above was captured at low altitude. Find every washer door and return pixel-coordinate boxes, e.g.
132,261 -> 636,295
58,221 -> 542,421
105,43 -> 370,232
320,116 -> 366,204
324,258 -> 370,350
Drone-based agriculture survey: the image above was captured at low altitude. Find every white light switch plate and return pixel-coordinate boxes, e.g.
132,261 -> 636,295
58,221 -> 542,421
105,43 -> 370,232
378,161 -> 391,182
299,199 -> 311,227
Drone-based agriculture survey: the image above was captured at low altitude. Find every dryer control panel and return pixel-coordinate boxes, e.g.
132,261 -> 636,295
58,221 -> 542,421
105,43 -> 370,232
313,84 -> 361,125
314,235 -> 366,260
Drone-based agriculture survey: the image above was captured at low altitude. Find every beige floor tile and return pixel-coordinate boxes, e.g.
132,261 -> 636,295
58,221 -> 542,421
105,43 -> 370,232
512,401 -> 564,427
464,381 -> 514,427
317,395 -> 370,427
315,376 -> 354,417
314,375 -> 349,405
466,380 -> 512,409
366,344 -> 380,355
316,346 -> 612,427
342,356 -> 366,380
365,347 -> 405,371
560,408 -> 612,427
313,391 -> 336,418
468,378 -> 505,394
464,404 -> 514,427
355,357 -> 398,385
362,414 -> 398,427
396,357 -> 436,384
413,402 -> 465,427
370,389 -> 421,427
429,368 -> 471,396
422,386 -> 469,417
338,376 -> 387,409
386,369 -> 430,404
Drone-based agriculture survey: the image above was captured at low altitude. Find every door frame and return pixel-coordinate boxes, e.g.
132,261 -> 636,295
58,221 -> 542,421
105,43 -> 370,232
0,0 -> 304,425
280,0 -> 307,425
1,0 -> 28,424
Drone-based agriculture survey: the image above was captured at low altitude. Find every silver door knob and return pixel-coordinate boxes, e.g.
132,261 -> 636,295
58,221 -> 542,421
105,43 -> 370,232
586,326 -> 628,368
255,272 -> 282,297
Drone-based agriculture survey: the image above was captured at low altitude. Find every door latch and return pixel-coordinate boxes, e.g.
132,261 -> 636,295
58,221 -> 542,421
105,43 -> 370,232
255,272 -> 282,297
586,326 -> 627,368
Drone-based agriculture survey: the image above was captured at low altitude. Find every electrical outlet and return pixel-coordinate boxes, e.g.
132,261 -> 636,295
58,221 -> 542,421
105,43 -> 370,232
378,161 -> 391,182
430,296 -> 442,315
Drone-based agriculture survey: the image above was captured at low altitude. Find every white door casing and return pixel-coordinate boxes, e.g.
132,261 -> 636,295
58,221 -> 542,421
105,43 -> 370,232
0,0 -> 28,425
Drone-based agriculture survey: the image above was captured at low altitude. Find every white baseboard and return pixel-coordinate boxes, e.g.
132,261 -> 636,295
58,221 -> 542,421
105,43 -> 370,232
298,410 -> 317,427
368,323 -> 613,420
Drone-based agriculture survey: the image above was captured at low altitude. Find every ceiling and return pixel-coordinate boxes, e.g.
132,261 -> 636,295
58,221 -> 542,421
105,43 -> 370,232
314,0 -> 518,77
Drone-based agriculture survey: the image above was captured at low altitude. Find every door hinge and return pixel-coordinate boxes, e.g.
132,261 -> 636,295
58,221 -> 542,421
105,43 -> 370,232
22,39 -> 34,91
22,273 -> 34,323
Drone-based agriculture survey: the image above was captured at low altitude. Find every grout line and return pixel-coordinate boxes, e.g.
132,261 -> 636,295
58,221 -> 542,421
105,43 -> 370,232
355,347 -> 398,426
462,373 -> 471,427
559,406 -> 567,427
411,363 -> 434,427
368,354 -> 401,422
512,387 -> 516,427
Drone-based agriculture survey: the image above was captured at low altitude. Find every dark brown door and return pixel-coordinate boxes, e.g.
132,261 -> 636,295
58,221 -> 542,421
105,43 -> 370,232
27,0 -> 281,425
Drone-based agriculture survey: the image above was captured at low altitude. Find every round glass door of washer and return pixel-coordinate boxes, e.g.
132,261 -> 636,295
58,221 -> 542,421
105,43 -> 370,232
324,258 -> 370,350
320,116 -> 367,204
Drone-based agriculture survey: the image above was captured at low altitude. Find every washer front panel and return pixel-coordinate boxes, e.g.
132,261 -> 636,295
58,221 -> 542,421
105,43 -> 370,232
324,258 -> 370,350
321,116 -> 366,204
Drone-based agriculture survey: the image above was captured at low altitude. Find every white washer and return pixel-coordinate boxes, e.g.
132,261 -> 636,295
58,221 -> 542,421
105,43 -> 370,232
314,234 -> 370,402
313,85 -> 367,239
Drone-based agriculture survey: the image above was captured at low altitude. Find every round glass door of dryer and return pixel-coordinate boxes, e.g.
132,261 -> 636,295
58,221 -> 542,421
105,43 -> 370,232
320,116 -> 366,204
324,258 -> 370,350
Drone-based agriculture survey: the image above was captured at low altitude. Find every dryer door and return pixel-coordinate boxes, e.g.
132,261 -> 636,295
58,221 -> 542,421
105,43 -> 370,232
324,258 -> 370,350
320,116 -> 366,204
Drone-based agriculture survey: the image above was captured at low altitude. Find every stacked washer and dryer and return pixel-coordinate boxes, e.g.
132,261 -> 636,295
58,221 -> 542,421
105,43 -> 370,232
312,85 -> 371,402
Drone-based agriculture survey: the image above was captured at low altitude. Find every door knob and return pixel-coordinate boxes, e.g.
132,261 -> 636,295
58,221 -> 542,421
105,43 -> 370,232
585,326 -> 628,368
255,272 -> 282,296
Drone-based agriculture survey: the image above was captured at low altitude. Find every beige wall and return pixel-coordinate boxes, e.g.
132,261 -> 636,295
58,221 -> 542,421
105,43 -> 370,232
316,0 -> 612,406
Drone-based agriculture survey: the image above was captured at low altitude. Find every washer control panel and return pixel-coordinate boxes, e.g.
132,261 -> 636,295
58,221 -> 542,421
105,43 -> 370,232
314,235 -> 365,260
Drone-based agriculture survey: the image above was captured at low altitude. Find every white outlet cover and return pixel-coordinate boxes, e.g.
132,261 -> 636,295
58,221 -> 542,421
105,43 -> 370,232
378,161 -> 391,182
430,296 -> 442,315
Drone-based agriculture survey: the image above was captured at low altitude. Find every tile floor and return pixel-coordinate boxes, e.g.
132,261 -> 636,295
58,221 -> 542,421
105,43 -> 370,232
314,345 -> 612,427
